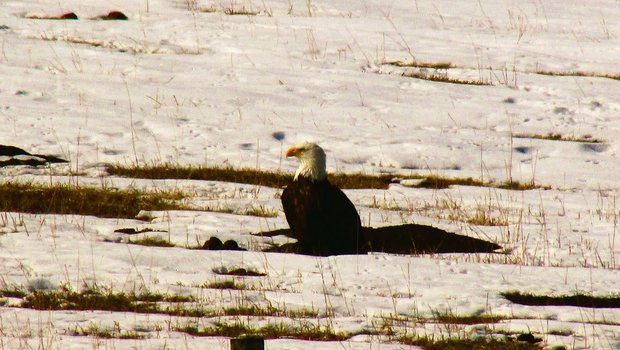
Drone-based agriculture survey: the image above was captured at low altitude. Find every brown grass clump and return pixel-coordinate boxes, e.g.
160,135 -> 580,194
201,280 -> 247,290
535,70 -> 620,81
414,176 -> 484,189
16,285 -> 192,313
223,7 -> 259,15
128,236 -> 176,248
107,164 -> 544,191
400,71 -> 490,85
496,180 -> 541,191
398,336 -> 541,349
175,321 -> 348,341
107,164 -> 395,189
383,60 -> 455,69
213,267 -> 266,277
69,324 -> 144,339
381,60 -> 490,85
513,132 -> 605,143
0,182 -> 184,219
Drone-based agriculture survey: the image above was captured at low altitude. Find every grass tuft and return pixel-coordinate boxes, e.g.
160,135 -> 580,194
128,236 -> 176,248
429,313 -> 505,325
467,209 -> 508,226
513,133 -> 605,143
222,304 -> 318,318
21,285 -> 164,313
241,204 -> 278,218
413,176 -> 484,189
106,164 -> 396,189
496,180 -> 541,191
107,164 -> 544,191
213,267 -> 266,277
501,291 -> 620,308
535,70 -> 620,81
175,321 -> 347,341
400,71 -> 490,85
201,280 -> 247,290
223,7 -> 259,15
0,181 -> 185,219
383,60 -> 455,69
398,336 -> 540,349
381,60 -> 489,85
69,323 -> 144,339
0,287 -> 28,298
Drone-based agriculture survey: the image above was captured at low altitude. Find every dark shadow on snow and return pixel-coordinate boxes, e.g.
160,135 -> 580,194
0,145 -> 67,167
205,223 -> 502,256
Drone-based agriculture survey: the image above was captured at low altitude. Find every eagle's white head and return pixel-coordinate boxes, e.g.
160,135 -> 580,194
286,142 -> 327,182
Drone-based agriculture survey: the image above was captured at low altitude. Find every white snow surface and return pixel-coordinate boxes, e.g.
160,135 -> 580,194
1,0 -> 620,349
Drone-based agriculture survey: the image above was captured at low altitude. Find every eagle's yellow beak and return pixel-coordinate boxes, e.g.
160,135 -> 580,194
286,147 -> 300,157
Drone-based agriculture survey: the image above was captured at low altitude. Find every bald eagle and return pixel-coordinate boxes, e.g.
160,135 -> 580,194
281,142 -> 361,256
280,142 -> 502,256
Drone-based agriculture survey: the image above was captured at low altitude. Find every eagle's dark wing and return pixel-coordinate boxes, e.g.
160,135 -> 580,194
281,177 -> 361,255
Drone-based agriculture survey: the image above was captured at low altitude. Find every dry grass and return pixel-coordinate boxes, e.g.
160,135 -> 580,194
0,286 -> 552,347
223,305 -> 318,318
1,285 -> 316,319
398,336 -> 540,350
197,4 -> 260,15
240,204 -> 278,218
383,60 -> 455,69
175,321 -> 348,341
413,176 -> 484,189
13,285 -> 193,314
107,164 -> 543,191
107,164 -> 292,187
0,181 -> 185,219
69,323 -> 144,339
513,132 -> 605,143
400,70 -> 490,85
467,208 -> 509,226
107,164 -> 395,189
495,180 -> 542,191
428,313 -> 504,325
213,267 -> 266,277
380,60 -> 491,85
223,7 -> 259,15
201,280 -> 248,290
175,319 -> 539,349
535,70 -> 620,81
0,181 -> 280,219
128,236 -> 176,248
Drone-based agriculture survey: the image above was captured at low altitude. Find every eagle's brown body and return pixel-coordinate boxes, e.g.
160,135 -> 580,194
281,175 -> 361,256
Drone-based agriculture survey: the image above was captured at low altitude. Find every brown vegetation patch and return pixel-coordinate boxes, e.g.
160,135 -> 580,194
175,321 -> 348,341
535,70 -> 620,81
383,60 -> 455,69
213,267 -> 266,277
398,336 -> 541,350
0,182 -> 184,219
107,164 -> 543,191
513,132 -> 605,143
400,71 -> 490,85
128,236 -> 176,248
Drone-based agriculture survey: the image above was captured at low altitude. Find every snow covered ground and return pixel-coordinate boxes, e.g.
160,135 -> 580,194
1,0 -> 620,348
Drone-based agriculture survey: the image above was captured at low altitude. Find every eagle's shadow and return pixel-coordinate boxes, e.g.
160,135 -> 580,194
250,223 -> 502,256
